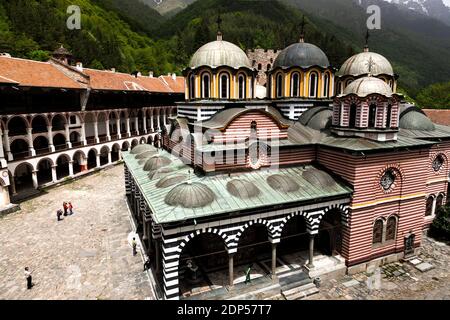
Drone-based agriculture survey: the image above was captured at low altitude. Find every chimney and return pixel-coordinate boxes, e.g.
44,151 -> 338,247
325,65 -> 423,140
137,71 -> 142,77
76,62 -> 83,72
111,68 -> 116,73
149,71 -> 154,78
172,73 -> 176,80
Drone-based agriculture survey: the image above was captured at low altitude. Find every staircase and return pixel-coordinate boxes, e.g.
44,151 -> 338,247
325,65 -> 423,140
279,270 -> 319,300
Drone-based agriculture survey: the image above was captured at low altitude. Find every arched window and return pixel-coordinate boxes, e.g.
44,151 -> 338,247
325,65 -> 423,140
219,73 -> 229,99
386,217 -> 397,241
425,196 -> 434,216
373,220 -> 383,244
386,104 -> 392,128
349,103 -> 357,128
238,74 -> 246,99
337,81 -> 342,95
189,75 -> 196,99
323,73 -> 330,98
258,63 -> 262,70
436,194 -> 444,213
201,73 -> 210,99
291,72 -> 300,97
369,104 -> 377,128
309,72 -> 318,97
276,73 -> 283,98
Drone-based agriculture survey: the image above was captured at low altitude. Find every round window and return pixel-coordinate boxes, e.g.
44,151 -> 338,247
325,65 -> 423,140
432,155 -> 444,172
380,169 -> 396,191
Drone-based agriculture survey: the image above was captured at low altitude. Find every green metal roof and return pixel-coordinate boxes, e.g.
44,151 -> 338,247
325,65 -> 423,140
123,151 -> 352,225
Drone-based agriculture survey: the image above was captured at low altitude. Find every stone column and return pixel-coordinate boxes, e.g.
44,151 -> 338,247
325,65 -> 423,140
96,154 -> 101,168
27,128 -> 36,156
31,171 -> 38,189
106,120 -> 111,141
94,122 -> 99,144
163,109 -> 167,126
228,253 -> 234,288
10,175 -> 17,195
134,117 -> 139,135
271,243 -> 277,279
143,220 -> 148,240
143,112 -> 147,134
126,118 -> 131,137
116,118 -> 121,139
51,165 -> 58,182
47,126 -> 55,152
0,128 -> 6,167
68,161 -> 74,177
150,114 -> 154,132
64,124 -> 72,148
307,234 -> 315,269
155,239 -> 160,273
3,129 -> 13,161
81,122 -> 87,145
157,112 -> 161,131
107,151 -> 112,164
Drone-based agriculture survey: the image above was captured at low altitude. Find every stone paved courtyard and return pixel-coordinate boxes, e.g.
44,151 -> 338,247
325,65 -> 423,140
307,236 -> 450,300
0,164 -> 154,300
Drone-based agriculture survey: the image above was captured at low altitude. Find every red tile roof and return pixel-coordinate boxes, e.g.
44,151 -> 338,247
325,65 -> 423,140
0,55 -> 185,94
0,56 -> 84,89
423,109 -> 450,126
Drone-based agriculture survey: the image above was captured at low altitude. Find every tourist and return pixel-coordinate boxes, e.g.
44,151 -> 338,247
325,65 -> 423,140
24,267 -> 33,289
68,202 -> 74,215
132,238 -> 137,256
244,264 -> 253,284
144,258 -> 151,271
63,202 -> 68,216
56,209 -> 63,221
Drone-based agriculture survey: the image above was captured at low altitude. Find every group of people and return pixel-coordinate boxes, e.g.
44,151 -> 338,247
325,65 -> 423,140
56,202 -> 74,221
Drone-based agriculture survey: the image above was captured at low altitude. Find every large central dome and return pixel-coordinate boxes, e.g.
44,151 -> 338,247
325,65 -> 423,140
273,42 -> 330,69
189,39 -> 252,69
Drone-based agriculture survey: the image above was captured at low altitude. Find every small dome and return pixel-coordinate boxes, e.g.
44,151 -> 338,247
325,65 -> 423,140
143,155 -> 172,171
337,51 -> 394,77
165,182 -> 215,208
227,179 -> 260,199
148,167 -> 175,180
52,45 -> 72,56
299,107 -> 332,131
189,40 -> 251,69
302,167 -> 335,188
156,174 -> 188,188
255,85 -> 267,99
343,77 -> 393,97
135,150 -> 158,159
400,109 -> 435,131
131,144 -> 157,155
267,174 -> 300,193
273,42 -> 330,69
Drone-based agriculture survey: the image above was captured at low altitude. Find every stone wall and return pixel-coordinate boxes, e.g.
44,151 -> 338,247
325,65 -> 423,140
246,49 -> 280,86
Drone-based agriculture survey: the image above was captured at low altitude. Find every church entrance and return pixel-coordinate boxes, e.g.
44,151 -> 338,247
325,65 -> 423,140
317,209 -> 342,256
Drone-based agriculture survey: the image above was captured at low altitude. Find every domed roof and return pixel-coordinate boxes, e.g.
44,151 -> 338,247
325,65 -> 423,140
298,107 -> 332,131
148,167 -> 175,180
156,174 -> 188,188
273,42 -> 330,69
189,39 -> 251,69
337,51 -> 394,77
227,179 -> 260,199
135,150 -> 158,160
131,144 -> 157,155
302,167 -> 335,188
400,108 -> 435,131
343,76 -> 393,97
267,174 -> 300,193
164,182 -> 215,208
143,155 -> 172,171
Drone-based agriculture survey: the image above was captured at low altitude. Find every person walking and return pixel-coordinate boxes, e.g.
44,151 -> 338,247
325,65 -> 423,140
132,238 -> 137,256
63,202 -> 68,216
244,264 -> 253,284
24,267 -> 33,289
56,209 -> 62,221
68,202 -> 74,215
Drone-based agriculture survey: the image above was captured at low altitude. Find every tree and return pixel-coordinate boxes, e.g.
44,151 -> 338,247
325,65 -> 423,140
429,205 -> 450,240
416,82 -> 450,109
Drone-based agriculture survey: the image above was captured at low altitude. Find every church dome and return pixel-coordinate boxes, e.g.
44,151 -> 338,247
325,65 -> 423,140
299,107 -> 332,131
189,39 -> 252,69
267,174 -> 300,193
165,182 -> 215,208
400,108 -> 435,131
148,167 -> 175,180
273,42 -> 330,69
343,76 -> 393,97
302,167 -> 335,188
135,150 -> 158,160
227,179 -> 260,199
156,174 -> 188,188
337,51 -> 394,77
143,155 -> 171,171
131,144 -> 157,155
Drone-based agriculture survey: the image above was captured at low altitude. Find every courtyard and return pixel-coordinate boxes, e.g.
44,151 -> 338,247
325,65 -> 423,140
0,164 -> 154,300
0,163 -> 449,300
